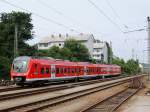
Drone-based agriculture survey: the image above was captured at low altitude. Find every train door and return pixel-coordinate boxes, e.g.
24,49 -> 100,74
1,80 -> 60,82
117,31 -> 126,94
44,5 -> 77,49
51,65 -> 55,79
84,66 -> 87,76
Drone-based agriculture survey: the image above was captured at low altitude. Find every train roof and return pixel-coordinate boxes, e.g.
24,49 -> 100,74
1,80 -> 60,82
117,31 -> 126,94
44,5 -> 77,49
14,56 -> 120,67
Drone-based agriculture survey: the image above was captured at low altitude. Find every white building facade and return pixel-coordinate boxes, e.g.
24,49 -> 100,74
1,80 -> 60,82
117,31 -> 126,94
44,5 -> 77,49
37,33 -> 109,63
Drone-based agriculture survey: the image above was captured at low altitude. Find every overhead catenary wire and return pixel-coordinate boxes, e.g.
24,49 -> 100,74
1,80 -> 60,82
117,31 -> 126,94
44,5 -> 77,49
37,0 -> 82,32
0,0 -> 80,33
105,0 -> 129,29
105,0 -> 120,20
87,0 -> 124,33
37,0 -> 103,35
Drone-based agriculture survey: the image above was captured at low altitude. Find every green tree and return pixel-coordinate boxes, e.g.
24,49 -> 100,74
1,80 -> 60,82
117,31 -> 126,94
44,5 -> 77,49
125,59 -> 140,74
112,57 -> 140,75
64,39 -> 90,61
0,11 -> 35,79
106,42 -> 113,64
60,47 -> 72,60
48,46 -> 61,59
38,39 -> 91,62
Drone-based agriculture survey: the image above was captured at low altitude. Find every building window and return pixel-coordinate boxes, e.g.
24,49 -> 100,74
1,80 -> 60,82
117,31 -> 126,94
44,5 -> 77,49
43,43 -> 48,47
39,43 -> 48,47
59,43 -> 61,46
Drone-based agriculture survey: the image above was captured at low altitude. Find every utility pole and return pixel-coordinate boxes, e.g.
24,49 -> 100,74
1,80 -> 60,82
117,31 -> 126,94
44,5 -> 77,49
147,17 -> 150,83
14,24 -> 18,58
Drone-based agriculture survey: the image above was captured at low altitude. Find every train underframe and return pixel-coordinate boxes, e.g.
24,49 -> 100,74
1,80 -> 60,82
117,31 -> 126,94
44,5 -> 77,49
12,74 -> 120,86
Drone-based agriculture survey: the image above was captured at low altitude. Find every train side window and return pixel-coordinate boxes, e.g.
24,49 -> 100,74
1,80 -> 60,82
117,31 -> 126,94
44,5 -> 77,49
86,68 -> 89,73
34,64 -> 37,68
60,68 -> 63,73
96,68 -> 98,72
72,68 -> 74,73
46,68 -> 49,74
56,68 -> 59,74
68,68 -> 70,73
74,68 -> 76,73
41,68 -> 44,74
76,68 -> 79,74
64,68 -> 67,73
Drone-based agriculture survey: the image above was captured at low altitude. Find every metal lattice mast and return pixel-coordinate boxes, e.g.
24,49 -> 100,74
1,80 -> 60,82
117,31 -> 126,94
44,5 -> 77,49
147,17 -> 150,82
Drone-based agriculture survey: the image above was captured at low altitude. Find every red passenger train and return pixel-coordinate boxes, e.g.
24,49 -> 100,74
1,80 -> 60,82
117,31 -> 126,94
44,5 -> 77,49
10,56 -> 121,86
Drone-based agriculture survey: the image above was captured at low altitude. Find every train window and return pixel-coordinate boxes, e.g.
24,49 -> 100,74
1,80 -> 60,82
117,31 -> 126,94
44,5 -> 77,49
96,68 -> 98,72
56,68 -> 59,74
74,68 -> 76,73
93,68 -> 95,73
76,68 -> 78,73
81,68 -> 84,73
86,68 -> 89,73
34,64 -> 37,68
68,68 -> 70,73
91,68 -> 93,73
60,68 -> 63,73
46,68 -> 49,74
79,68 -> 81,73
89,68 -> 91,73
64,68 -> 67,73
72,68 -> 74,73
41,68 -> 44,74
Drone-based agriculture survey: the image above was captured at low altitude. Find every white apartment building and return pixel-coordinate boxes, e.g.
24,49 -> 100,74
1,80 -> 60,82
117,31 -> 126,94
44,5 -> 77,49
37,33 -> 109,63
93,40 -> 108,63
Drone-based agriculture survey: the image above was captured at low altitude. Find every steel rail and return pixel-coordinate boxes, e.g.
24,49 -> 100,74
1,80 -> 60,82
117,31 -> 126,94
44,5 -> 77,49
80,80 -> 143,112
0,81 -> 128,112
0,75 -> 127,101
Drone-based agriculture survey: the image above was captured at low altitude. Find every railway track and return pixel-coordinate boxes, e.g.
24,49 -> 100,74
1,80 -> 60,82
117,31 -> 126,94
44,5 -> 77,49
0,75 -> 130,93
0,77 -> 113,92
0,81 -> 128,112
0,76 -> 128,101
0,75 -> 145,112
0,76 -> 145,112
81,83 -> 142,112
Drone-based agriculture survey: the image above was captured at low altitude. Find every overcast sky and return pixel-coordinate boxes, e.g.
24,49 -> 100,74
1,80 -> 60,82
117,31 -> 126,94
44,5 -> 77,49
0,0 -> 149,63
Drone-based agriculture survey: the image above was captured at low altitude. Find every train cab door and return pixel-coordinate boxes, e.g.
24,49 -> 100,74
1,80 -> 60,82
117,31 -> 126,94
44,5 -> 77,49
51,64 -> 55,79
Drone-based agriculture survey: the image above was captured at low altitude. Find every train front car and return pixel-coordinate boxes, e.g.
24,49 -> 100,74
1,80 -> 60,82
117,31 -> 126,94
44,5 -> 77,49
10,56 -> 30,86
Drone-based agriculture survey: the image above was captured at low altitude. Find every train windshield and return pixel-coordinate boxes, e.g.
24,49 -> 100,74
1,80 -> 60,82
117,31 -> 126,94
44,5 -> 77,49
12,56 -> 29,73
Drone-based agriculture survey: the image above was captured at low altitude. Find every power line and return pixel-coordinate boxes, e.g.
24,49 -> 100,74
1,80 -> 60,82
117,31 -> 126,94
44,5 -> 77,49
37,0 -> 103,35
123,28 -> 145,33
0,0 -> 80,33
87,0 -> 124,33
37,0 -> 82,31
37,0 -> 63,16
105,0 -> 120,20
105,0 -> 129,29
